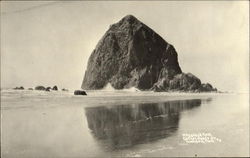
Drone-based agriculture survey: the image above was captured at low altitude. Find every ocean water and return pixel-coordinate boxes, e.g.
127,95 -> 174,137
1,89 -> 249,157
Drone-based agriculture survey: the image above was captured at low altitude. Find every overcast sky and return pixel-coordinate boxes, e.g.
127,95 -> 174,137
1,1 -> 249,92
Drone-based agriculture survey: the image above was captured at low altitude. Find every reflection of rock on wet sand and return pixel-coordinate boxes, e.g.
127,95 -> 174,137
85,99 -> 201,150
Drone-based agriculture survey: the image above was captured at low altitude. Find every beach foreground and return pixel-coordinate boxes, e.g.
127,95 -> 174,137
1,90 -> 249,157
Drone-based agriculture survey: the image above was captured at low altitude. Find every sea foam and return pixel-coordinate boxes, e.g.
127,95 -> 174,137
102,83 -> 140,92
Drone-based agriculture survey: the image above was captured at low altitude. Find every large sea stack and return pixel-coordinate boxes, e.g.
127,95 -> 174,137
82,15 -> 217,92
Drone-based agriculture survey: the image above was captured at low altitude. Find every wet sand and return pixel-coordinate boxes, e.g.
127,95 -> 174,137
1,90 -> 249,157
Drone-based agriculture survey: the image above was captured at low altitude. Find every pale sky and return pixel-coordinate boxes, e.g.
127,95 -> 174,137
1,1 -> 249,92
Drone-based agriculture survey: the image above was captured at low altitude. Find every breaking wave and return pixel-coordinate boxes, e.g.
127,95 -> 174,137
102,83 -> 140,92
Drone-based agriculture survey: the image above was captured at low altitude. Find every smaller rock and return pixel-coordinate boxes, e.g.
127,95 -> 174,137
52,86 -> 58,91
35,86 -> 46,91
28,88 -> 33,90
45,87 -> 51,92
62,88 -> 68,91
199,83 -> 216,92
74,90 -> 87,95
13,86 -> 24,90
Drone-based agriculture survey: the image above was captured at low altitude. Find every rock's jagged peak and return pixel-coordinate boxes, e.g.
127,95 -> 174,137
108,15 -> 168,45
119,14 -> 140,24
123,14 -> 137,20
110,15 -> 144,31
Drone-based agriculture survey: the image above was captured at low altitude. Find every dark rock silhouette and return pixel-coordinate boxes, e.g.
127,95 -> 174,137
35,86 -> 46,91
74,90 -> 87,95
151,73 -> 216,92
45,87 -> 51,92
52,86 -> 58,91
62,88 -> 69,91
82,15 -> 217,92
13,86 -> 24,90
199,83 -> 217,92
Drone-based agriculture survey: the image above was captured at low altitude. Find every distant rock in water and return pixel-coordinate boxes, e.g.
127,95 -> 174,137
45,87 -> 51,92
62,88 -> 69,91
82,15 -> 217,92
52,86 -> 58,91
28,88 -> 33,90
74,90 -> 87,95
35,86 -> 46,91
200,83 -> 217,92
13,86 -> 24,90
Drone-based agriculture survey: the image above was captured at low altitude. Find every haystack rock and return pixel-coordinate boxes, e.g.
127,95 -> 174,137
82,15 -> 217,92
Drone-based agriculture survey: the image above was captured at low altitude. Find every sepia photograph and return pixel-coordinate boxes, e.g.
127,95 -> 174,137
1,1 -> 249,157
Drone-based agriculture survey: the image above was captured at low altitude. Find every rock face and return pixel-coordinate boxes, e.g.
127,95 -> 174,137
151,73 -> 216,92
82,15 -> 217,92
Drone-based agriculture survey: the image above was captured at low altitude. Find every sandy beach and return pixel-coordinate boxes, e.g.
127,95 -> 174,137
1,90 -> 249,157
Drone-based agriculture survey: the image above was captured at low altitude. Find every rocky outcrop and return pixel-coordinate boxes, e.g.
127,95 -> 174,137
35,86 -> 46,91
52,86 -> 58,91
199,83 -> 217,92
13,86 -> 24,90
62,88 -> 68,91
151,73 -> 217,92
82,15 -> 217,92
74,90 -> 87,95
45,87 -> 51,91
